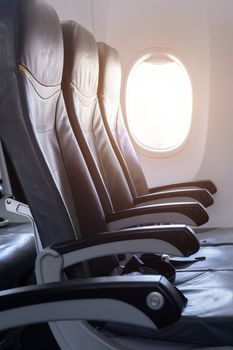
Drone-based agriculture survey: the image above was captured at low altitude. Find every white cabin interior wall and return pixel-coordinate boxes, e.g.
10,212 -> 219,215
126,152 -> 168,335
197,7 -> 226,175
97,0 -> 210,185
46,0 -> 233,227
46,0 -> 93,32
197,0 -> 233,226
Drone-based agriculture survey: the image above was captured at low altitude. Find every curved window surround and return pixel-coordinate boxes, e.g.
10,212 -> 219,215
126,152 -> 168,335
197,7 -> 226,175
126,49 -> 193,157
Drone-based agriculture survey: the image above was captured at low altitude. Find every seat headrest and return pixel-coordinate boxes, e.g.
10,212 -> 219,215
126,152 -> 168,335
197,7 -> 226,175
62,21 -> 98,98
17,0 -> 63,86
97,42 -> 121,102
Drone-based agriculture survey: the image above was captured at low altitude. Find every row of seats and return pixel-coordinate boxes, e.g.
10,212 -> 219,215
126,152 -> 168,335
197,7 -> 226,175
62,21 -> 213,230
0,0 -> 233,349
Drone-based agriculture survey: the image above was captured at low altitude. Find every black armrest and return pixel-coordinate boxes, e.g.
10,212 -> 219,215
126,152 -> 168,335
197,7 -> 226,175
150,180 -> 217,195
106,202 -> 208,226
36,225 -> 199,285
52,225 -> 199,258
0,276 -> 186,331
135,188 -> 213,208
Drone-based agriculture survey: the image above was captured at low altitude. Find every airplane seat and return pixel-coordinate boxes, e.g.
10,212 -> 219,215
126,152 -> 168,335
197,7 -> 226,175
61,22 -> 136,214
0,0 -> 199,280
0,172 -> 36,296
61,21 -> 209,229
59,21 -> 233,346
0,0 -> 202,283
0,0 -> 201,281
0,0 -> 233,348
97,42 -> 233,245
0,0 -> 194,347
97,42 -> 217,201
97,42 -> 147,198
60,21 -> 233,262
0,0 -> 121,277
0,100 -> 36,292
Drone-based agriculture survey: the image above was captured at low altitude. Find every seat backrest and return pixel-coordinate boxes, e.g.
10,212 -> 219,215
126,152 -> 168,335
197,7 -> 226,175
0,0 -> 118,274
62,22 -> 135,213
0,0 -> 73,247
97,42 -> 149,197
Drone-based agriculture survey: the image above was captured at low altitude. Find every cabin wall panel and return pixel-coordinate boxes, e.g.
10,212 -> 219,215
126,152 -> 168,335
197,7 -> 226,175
197,0 -> 233,226
99,0 -> 210,184
46,0 -> 93,32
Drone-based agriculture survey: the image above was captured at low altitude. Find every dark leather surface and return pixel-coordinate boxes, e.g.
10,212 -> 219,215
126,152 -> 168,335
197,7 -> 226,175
0,223 -> 36,289
150,180 -> 217,195
97,42 -> 149,197
56,93 -> 107,235
52,224 -> 199,257
62,22 -> 135,213
107,270 -> 233,346
0,0 -> 118,274
97,43 -> 121,102
107,201 -> 208,226
196,227 -> 233,245
62,22 -> 98,99
0,0 -> 75,247
134,188 -> 213,207
19,0 -> 63,86
158,270 -> 233,345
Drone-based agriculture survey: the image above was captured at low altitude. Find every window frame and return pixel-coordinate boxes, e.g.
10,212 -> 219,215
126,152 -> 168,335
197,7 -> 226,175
123,47 -> 194,159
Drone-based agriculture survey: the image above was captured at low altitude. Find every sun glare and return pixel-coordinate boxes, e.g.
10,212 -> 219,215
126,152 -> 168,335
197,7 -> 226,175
126,57 -> 192,152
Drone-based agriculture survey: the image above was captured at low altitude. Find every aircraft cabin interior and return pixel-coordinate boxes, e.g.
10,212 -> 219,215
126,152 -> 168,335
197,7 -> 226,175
1,0 -> 233,349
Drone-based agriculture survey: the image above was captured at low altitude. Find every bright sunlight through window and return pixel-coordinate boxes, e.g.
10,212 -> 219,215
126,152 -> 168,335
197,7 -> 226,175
126,54 -> 192,153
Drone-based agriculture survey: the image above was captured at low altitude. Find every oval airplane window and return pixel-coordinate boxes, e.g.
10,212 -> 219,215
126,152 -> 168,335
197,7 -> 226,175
126,51 -> 193,156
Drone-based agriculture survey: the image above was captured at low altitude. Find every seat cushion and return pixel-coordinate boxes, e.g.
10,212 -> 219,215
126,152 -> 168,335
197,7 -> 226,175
196,227 -> 233,245
0,222 -> 36,289
105,270 -> 233,346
